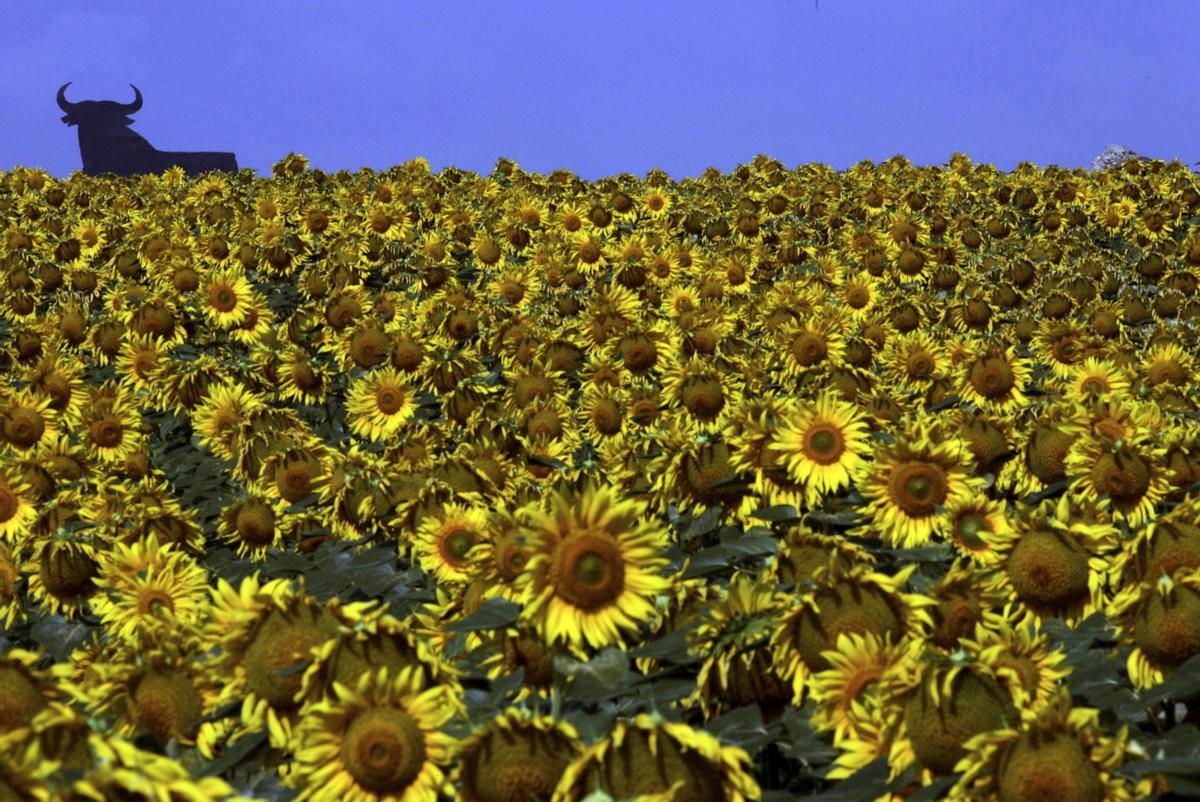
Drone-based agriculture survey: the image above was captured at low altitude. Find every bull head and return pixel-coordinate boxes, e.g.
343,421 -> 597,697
57,82 -> 143,126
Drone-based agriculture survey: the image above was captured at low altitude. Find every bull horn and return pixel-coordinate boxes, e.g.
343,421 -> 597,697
119,84 -> 143,113
57,82 -> 78,112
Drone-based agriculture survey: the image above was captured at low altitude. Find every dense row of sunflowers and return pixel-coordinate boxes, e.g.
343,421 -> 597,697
0,149 -> 1198,801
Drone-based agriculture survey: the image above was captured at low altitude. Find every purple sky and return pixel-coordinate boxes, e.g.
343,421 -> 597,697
3,0 -> 1198,180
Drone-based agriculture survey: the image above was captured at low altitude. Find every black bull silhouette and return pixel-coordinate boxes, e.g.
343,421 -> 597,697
58,83 -> 238,177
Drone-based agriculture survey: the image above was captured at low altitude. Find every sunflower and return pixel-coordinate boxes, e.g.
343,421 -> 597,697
0,728 -> 53,802
764,523 -> 871,586
199,267 -> 257,328
219,492 -> 286,559
808,631 -> 911,748
1066,432 -> 1169,527
952,691 -> 1159,802
411,503 -> 489,586
190,380 -> 268,462
772,316 -> 849,381
455,709 -> 583,802
944,495 -> 1018,567
1060,356 -> 1131,402
996,402 -> 1087,499
772,562 -> 933,705
1110,500 -> 1200,589
515,483 -> 672,651
686,572 -> 791,721
277,347 -> 332,404
82,640 -> 214,746
0,467 -> 37,541
0,388 -> 59,455
957,344 -> 1031,412
960,604 -> 1072,717
298,602 -> 462,710
25,349 -> 88,429
880,329 -> 948,393
660,353 -> 741,432
855,418 -> 981,549
882,659 -> 1018,782
467,505 -> 537,601
78,382 -> 144,465
1109,567 -> 1200,690
288,668 -> 458,802
114,333 -> 169,397
346,365 -> 418,441
993,494 -> 1119,624
922,561 -> 1011,652
0,542 -> 24,628
0,648 -> 61,739
89,534 -> 211,647
769,390 -> 872,506
202,575 -> 342,753
553,714 -> 760,802
24,537 -> 101,617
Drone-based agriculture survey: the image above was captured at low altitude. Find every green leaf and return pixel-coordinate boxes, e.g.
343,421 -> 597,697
751,505 -> 801,523
199,731 -> 267,777
445,598 -> 521,633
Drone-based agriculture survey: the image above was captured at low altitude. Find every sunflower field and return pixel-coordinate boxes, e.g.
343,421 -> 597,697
1,150 -> 1199,801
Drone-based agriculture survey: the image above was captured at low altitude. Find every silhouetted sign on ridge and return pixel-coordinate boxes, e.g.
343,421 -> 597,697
58,82 -> 238,177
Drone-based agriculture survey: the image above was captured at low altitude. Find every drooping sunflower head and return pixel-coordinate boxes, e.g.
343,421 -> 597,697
688,572 -> 791,719
553,714 -> 760,802
218,494 -> 283,559
773,563 -> 932,705
958,344 -> 1029,411
455,710 -> 582,802
768,524 -> 870,586
1066,433 -> 1169,527
1110,567 -> 1200,690
1001,495 -> 1117,623
25,536 -> 101,617
889,661 -> 1018,777
953,691 -> 1155,802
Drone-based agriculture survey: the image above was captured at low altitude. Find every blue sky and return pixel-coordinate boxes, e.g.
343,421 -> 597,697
2,0 -> 1197,180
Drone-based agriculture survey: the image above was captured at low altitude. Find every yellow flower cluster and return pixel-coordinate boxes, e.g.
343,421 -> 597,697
0,149 -> 1196,800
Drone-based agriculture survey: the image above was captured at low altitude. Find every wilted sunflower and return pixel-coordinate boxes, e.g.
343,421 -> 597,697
922,561 -> 1011,652
455,709 -> 583,802
219,492 -> 285,559
687,572 -> 791,721
411,502 -> 489,586
289,668 -> 458,802
856,418 -> 981,548
882,659 -> 1018,782
346,365 -> 418,441
764,523 -> 871,586
298,601 -> 462,710
277,347 -> 331,404
770,390 -> 871,506
0,542 -> 24,628
1110,499 -> 1200,589
0,648 -> 61,739
24,536 -> 102,617
82,640 -> 213,746
1109,567 -> 1200,690
660,353 -> 742,432
553,714 -> 761,802
952,690 -> 1159,802
997,404 -> 1086,499
516,483 -> 672,651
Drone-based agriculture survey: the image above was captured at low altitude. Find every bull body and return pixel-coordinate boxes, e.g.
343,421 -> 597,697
58,83 -> 238,178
